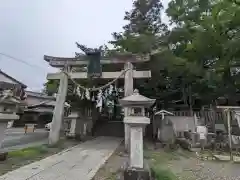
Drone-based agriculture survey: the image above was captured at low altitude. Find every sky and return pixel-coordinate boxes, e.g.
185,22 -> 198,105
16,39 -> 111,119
0,0 -> 169,92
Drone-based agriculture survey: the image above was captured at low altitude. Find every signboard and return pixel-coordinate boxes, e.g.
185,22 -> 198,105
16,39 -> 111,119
87,51 -> 102,78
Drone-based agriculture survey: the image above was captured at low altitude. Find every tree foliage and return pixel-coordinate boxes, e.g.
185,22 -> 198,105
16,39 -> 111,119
110,0 -> 168,54
110,0 -> 240,108
166,0 -> 240,105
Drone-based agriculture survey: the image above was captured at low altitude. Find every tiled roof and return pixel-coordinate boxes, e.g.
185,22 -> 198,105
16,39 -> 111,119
25,91 -> 55,100
0,70 -> 27,88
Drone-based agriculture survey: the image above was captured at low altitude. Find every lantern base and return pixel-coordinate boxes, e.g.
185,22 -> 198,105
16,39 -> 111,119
0,152 -> 8,161
124,167 -> 150,180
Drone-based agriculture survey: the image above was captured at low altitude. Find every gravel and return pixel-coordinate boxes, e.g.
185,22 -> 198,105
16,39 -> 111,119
170,157 -> 240,180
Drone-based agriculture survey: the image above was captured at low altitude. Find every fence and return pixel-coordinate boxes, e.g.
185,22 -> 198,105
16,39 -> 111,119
171,109 -> 227,132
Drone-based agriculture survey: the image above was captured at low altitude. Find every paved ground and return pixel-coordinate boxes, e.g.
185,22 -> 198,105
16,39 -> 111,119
0,136 -> 122,180
1,128 -> 48,150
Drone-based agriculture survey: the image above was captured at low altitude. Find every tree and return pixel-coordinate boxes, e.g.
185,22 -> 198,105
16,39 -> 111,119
166,0 -> 240,105
43,80 -> 59,96
109,0 -> 199,108
110,0 -> 168,54
109,0 -> 240,108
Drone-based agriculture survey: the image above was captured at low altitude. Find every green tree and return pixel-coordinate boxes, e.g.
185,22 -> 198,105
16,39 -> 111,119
109,0 -> 196,109
110,0 -> 168,54
43,80 -> 59,96
166,0 -> 240,105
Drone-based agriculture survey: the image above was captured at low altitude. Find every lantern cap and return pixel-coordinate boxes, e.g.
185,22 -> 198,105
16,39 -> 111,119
119,89 -> 155,107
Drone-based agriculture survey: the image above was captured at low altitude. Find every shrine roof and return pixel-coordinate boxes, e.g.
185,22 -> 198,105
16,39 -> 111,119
44,53 -> 150,68
27,99 -> 70,108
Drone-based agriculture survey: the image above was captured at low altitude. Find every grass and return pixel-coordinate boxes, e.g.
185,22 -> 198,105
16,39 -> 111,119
145,148 -> 193,180
9,146 -> 48,158
144,150 -> 183,164
151,166 -> 177,180
0,139 -> 79,176
104,171 -> 119,180
145,150 -> 178,180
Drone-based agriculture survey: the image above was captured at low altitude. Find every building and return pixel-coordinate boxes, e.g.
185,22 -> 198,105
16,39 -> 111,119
0,70 -> 70,128
16,91 -> 70,127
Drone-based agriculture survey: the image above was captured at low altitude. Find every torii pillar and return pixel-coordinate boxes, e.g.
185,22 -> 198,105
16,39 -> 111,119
49,70 -> 68,145
124,62 -> 133,151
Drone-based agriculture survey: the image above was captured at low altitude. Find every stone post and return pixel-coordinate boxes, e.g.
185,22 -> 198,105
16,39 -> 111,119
65,111 -> 78,138
69,119 -> 77,136
124,62 -> 133,151
0,120 -> 8,149
124,116 -> 151,180
0,119 -> 8,160
49,71 -> 68,145
125,117 -> 149,168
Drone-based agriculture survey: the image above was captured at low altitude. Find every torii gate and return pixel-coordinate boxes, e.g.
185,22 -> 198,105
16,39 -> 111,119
44,54 -> 151,147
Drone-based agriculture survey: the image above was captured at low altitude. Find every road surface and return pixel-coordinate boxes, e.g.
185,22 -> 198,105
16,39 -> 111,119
1,128 -> 49,151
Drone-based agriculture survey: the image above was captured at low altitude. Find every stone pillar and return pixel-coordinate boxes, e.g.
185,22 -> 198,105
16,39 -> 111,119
0,113 -> 19,160
124,116 -> 151,180
124,62 -> 133,151
130,126 -> 144,168
49,71 -> 68,145
0,120 -> 8,149
75,118 -> 91,141
65,111 -> 80,138
0,119 -> 8,160
126,117 -> 149,169
69,119 -> 76,136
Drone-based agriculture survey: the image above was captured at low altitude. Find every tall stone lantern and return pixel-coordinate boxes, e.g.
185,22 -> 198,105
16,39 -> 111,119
119,89 -> 155,180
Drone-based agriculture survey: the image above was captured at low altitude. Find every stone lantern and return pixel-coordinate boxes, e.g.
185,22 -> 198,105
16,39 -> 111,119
0,91 -> 22,160
119,89 -> 155,180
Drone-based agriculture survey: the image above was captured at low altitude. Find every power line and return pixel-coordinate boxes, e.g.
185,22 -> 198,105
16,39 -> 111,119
0,52 -> 47,72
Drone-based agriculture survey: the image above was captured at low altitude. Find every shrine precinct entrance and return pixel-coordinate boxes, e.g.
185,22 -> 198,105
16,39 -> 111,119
44,53 -> 151,145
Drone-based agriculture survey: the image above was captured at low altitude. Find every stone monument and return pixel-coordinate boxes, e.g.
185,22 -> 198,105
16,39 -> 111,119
119,89 -> 155,180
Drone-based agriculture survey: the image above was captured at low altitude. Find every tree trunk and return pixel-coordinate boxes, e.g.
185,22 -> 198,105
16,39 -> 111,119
188,85 -> 193,116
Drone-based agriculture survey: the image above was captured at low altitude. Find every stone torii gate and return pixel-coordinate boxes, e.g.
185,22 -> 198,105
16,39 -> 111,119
44,54 -> 151,147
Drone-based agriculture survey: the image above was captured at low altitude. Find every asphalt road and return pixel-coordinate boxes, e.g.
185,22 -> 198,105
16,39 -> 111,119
1,128 -> 49,150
